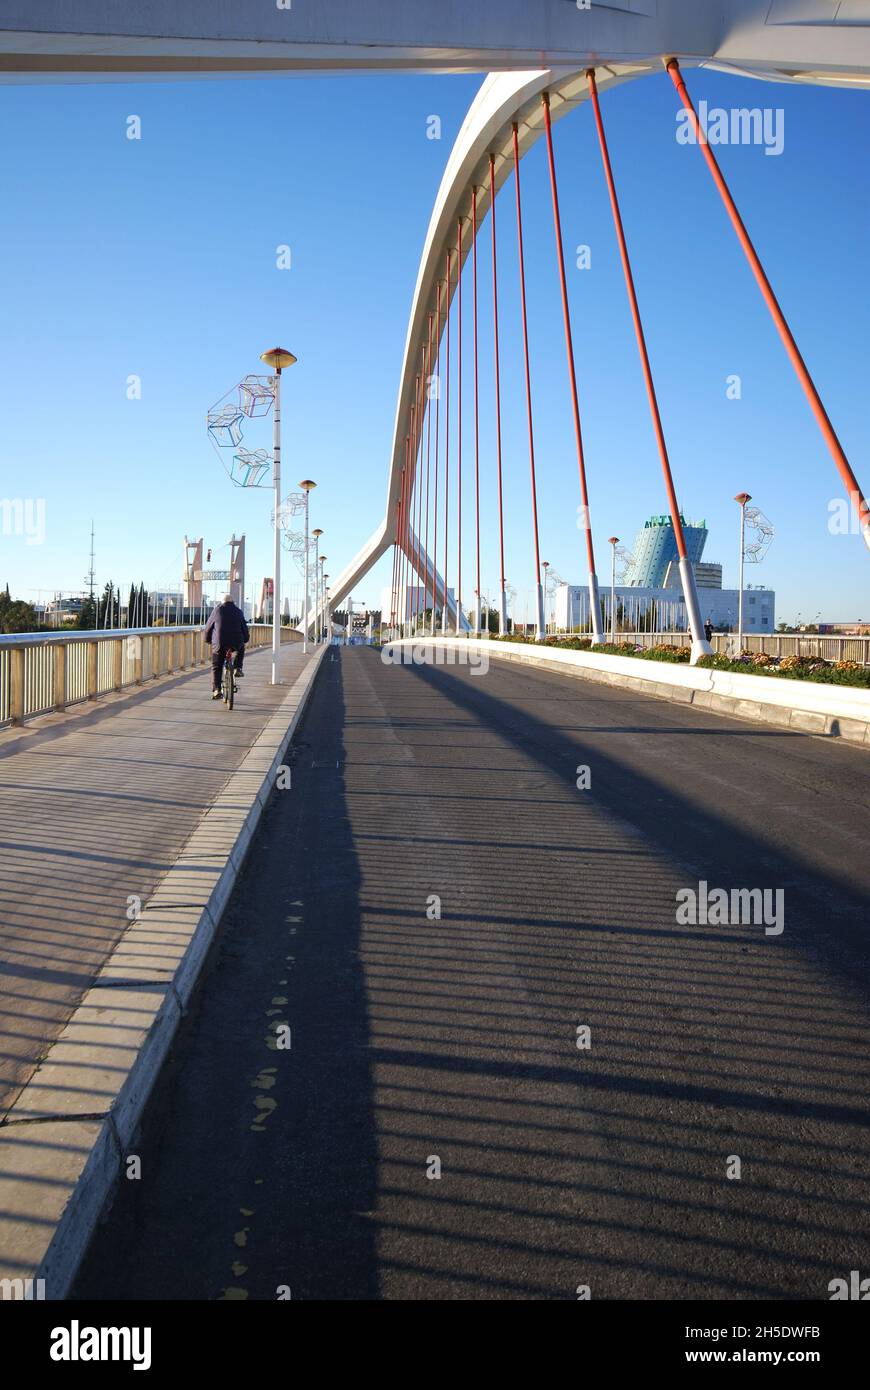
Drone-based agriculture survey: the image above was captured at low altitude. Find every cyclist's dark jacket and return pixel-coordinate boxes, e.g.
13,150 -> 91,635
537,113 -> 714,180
204,602 -> 250,653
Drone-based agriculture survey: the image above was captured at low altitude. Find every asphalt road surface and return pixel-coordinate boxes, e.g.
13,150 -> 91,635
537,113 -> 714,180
75,645 -> 870,1300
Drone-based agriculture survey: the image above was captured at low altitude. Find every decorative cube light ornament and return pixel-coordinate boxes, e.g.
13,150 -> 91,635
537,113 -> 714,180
231,448 -> 272,489
207,404 -> 244,448
237,374 -> 276,419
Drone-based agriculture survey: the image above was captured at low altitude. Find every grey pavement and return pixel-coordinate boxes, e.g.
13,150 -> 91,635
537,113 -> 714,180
0,641 -> 313,1123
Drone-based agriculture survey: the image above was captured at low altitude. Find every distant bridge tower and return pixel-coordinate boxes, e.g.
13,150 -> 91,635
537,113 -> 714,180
260,577 -> 274,623
229,534 -> 245,608
183,537 -> 203,611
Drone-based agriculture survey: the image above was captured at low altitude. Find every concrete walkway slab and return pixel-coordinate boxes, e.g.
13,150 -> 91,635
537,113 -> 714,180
0,641 -> 313,1123
0,639 -> 328,1294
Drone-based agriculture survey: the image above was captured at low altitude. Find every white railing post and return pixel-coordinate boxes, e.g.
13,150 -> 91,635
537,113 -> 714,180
87,640 -> 98,701
10,647 -> 25,724
54,642 -> 66,711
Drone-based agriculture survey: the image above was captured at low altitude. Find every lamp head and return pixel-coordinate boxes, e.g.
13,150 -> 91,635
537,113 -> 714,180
299,479 -> 316,491
260,347 -> 297,371
734,492 -> 752,506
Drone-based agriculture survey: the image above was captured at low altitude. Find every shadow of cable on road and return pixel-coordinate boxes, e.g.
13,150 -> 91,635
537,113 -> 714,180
404,654 -> 870,1004
339,650 -> 870,1298
73,649 -> 380,1300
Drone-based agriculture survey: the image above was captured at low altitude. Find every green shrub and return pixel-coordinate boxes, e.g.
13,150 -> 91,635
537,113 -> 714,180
549,636 -> 593,651
637,644 -> 691,663
591,641 -> 645,658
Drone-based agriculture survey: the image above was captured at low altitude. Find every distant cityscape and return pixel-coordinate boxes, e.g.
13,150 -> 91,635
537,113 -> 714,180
3,510 -> 867,637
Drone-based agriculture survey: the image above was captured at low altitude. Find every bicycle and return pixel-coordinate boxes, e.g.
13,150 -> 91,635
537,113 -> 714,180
222,648 -> 237,709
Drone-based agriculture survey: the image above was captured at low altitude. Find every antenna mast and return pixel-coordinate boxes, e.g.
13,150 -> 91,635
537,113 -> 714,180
85,521 -> 96,601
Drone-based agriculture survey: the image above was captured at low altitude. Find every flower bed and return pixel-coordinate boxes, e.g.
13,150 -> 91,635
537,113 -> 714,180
697,652 -> 870,688
491,634 -> 870,688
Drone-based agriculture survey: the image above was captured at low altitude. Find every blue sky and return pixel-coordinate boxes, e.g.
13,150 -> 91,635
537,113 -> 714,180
0,67 -> 868,625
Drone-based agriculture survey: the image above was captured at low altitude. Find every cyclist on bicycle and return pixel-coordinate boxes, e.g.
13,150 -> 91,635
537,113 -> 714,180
204,593 -> 250,700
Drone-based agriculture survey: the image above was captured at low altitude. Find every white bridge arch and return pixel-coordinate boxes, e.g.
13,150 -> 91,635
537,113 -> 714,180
323,48 -> 868,626
326,64 -> 653,626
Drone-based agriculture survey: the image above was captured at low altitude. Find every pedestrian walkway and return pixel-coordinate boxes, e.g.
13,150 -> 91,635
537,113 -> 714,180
0,641 -> 314,1122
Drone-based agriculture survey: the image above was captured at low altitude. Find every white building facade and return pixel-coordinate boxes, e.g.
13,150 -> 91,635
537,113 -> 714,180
554,584 -> 775,635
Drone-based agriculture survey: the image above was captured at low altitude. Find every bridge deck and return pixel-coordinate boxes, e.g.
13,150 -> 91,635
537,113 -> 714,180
74,646 -> 870,1299
0,642 -> 314,1123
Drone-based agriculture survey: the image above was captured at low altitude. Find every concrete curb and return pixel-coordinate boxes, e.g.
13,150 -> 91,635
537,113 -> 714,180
386,637 -> 870,747
0,643 -> 328,1300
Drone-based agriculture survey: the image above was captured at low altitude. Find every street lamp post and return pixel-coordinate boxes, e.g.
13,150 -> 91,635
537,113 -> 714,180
312,529 -> 323,641
735,492 -> 751,651
318,555 -> 327,642
260,346 -> 297,685
299,479 -> 317,653
323,579 -> 330,642
608,537 -> 619,643
542,562 -> 550,635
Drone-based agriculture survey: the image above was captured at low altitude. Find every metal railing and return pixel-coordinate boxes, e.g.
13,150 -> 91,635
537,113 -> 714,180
0,624 -> 298,728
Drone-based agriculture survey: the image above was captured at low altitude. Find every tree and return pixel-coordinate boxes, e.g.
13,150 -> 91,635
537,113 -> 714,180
76,597 -> 97,630
138,583 -> 151,628
0,588 -> 40,634
97,581 -> 115,628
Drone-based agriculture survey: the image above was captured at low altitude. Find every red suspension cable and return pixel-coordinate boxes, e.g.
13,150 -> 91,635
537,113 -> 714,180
389,487 -> 396,626
490,153 -> 507,611
456,216 -> 463,631
424,313 -> 433,624
542,93 -> 598,577
431,280 -> 442,622
415,362 -> 425,623
405,433 -> 414,626
390,497 -> 400,627
443,246 -> 451,627
405,427 -> 414,616
397,444 -> 408,631
409,407 -> 417,619
667,58 -> 869,543
587,70 -> 689,560
397,460 -> 407,628
472,185 -> 481,626
512,122 -> 543,587
408,397 -> 416,622
408,406 -> 415,569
